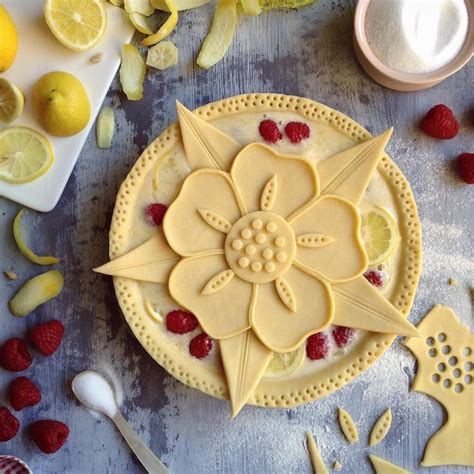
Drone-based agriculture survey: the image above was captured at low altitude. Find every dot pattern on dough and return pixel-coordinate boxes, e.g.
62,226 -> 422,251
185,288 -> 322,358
225,211 -> 296,284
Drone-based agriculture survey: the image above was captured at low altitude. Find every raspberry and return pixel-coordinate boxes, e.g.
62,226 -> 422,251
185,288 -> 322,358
456,153 -> 474,184
30,420 -> 69,454
189,333 -> 213,359
420,104 -> 459,139
332,326 -> 356,348
259,119 -> 282,143
8,377 -> 41,411
28,320 -> 64,356
0,407 -> 20,442
306,332 -> 328,360
145,203 -> 168,226
166,310 -> 198,334
364,270 -> 384,288
0,338 -> 32,372
284,121 -> 310,144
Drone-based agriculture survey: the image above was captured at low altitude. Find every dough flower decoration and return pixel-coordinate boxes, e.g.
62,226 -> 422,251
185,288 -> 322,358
164,143 -> 367,353
96,101 -> 420,416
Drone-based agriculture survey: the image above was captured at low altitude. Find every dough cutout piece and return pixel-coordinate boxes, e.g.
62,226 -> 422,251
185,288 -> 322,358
369,408 -> 392,447
404,305 -> 474,467
332,460 -> 342,471
306,432 -> 329,474
369,455 -> 411,474
338,407 -> 359,444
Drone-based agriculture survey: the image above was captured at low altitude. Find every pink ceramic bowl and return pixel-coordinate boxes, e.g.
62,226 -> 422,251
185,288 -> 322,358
354,0 -> 474,91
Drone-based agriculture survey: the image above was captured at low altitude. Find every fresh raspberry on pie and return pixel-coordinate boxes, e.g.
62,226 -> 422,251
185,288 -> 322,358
189,333 -> 213,359
284,121 -> 310,144
166,310 -> 198,334
145,203 -> 168,226
0,407 -> 20,442
420,104 -> 459,139
259,119 -> 282,143
306,332 -> 328,360
28,320 -> 64,356
8,377 -> 41,411
0,338 -> 32,372
456,153 -> 474,184
30,420 -> 69,454
364,270 -> 384,288
332,326 -> 356,348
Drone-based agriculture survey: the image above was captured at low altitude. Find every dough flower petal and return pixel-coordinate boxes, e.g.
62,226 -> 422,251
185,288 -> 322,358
251,266 -> 334,353
169,253 -> 252,339
164,170 -> 244,256
290,195 -> 368,283
230,143 -> 319,219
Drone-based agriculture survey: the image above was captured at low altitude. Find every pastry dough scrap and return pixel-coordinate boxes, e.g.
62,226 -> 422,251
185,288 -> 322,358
338,407 -> 359,444
306,432 -> 329,474
369,408 -> 392,447
369,455 -> 411,474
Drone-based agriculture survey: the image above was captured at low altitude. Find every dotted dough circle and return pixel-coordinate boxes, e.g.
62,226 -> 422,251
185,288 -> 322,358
109,93 -> 422,407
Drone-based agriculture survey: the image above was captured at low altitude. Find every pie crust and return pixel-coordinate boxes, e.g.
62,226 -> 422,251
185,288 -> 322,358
107,94 -> 422,408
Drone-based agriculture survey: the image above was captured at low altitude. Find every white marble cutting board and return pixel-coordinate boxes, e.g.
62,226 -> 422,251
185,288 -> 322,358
0,0 -> 134,212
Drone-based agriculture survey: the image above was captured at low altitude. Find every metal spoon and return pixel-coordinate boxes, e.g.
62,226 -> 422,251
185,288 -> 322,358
72,370 -> 169,474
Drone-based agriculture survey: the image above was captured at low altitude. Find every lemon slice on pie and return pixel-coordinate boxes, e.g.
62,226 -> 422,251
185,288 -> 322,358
361,206 -> 400,265
0,78 -> 24,124
44,0 -> 107,52
264,345 -> 305,378
0,127 -> 54,184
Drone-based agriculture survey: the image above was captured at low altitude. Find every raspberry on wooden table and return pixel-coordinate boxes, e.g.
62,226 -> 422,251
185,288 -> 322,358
420,104 -> 459,139
8,377 -> 41,411
0,338 -> 32,372
259,119 -> 282,143
28,320 -> 64,356
0,407 -> 20,442
284,121 -> 310,144
332,326 -> 356,348
166,310 -> 198,334
145,203 -> 168,226
189,333 -> 213,359
456,153 -> 474,184
30,420 -> 69,454
364,270 -> 384,288
306,332 -> 328,360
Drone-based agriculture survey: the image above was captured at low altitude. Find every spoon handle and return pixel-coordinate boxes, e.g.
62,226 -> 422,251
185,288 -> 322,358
112,411 -> 169,474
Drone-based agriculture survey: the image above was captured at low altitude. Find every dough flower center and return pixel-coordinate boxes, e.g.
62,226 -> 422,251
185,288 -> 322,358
225,211 -> 296,284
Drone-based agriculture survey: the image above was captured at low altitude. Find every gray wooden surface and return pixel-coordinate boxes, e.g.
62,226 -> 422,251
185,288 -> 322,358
1,1 -> 473,473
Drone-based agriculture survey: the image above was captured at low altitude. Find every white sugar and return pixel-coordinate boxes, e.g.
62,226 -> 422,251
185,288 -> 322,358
365,0 -> 469,74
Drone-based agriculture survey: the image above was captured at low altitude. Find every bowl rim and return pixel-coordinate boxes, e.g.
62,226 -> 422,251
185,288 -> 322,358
354,0 -> 474,86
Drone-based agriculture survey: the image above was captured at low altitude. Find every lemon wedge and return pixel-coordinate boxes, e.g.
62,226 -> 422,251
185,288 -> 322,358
120,44 -> 146,100
44,0 -> 107,52
0,127 -> 54,184
147,41 -> 178,70
361,206 -> 400,265
0,78 -> 24,124
263,345 -> 305,378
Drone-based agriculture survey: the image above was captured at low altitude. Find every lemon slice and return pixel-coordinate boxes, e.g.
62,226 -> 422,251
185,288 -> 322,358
0,78 -> 24,124
146,41 -> 178,70
263,345 -> 305,378
197,0 -> 237,69
0,127 -> 54,184
96,107 -> 115,148
361,206 -> 400,265
44,0 -> 107,52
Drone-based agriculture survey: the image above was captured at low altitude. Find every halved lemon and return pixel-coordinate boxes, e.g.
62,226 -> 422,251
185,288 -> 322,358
44,0 -> 107,52
361,206 -> 400,265
0,78 -> 24,124
0,127 -> 54,184
263,345 -> 305,379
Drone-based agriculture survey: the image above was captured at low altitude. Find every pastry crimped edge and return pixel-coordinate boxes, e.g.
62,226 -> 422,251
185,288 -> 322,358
108,93 -> 422,408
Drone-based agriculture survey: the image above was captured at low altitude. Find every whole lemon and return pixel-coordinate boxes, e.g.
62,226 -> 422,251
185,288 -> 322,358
32,72 -> 91,137
0,6 -> 18,72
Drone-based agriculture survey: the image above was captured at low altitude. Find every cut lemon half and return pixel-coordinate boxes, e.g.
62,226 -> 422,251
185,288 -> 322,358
44,0 -> 107,52
263,345 -> 305,379
0,127 -> 54,184
361,206 -> 400,265
0,78 -> 24,124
